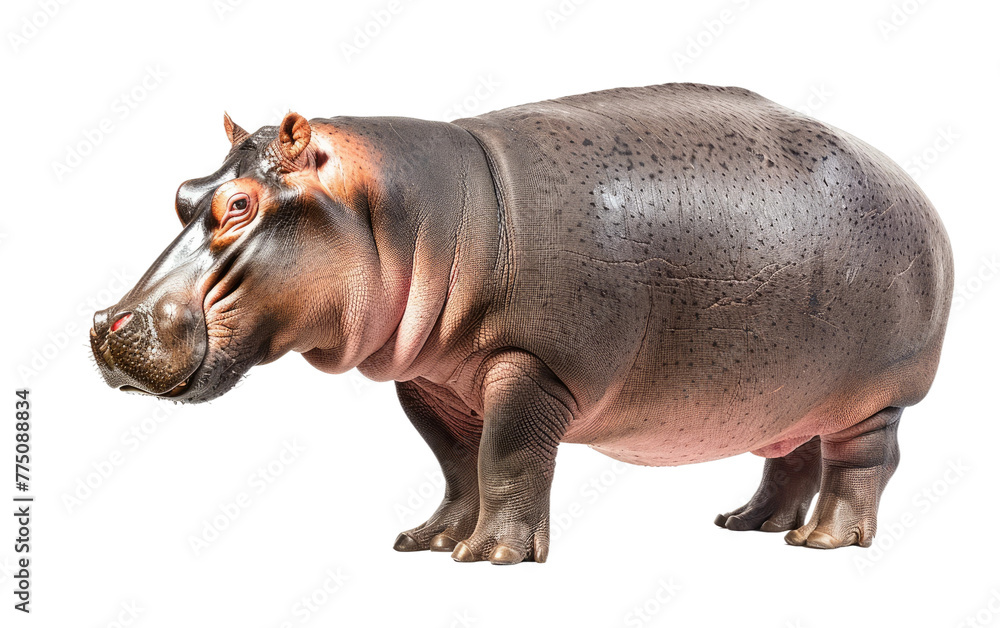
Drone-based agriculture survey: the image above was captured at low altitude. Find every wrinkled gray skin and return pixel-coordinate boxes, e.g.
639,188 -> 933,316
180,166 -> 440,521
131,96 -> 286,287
92,84 -> 953,564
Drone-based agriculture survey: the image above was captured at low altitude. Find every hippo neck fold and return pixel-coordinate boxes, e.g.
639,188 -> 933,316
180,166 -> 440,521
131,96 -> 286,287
302,116 -> 503,382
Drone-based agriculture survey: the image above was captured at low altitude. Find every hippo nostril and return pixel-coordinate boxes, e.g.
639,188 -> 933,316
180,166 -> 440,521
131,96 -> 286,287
111,312 -> 133,333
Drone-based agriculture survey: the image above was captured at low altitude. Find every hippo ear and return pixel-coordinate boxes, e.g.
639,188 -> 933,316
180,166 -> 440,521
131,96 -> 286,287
223,112 -> 250,146
275,112 -> 312,167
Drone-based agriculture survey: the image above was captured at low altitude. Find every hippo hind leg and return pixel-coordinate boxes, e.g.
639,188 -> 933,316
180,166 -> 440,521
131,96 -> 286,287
715,436 -> 822,533
785,407 -> 902,549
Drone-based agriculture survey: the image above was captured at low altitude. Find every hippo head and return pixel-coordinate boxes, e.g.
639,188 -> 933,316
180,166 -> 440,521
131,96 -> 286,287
90,112 -> 391,403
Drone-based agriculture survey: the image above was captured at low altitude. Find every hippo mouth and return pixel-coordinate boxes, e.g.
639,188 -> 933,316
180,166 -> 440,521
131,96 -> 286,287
119,378 -> 192,398
129,340 -> 262,404
112,351 -> 224,403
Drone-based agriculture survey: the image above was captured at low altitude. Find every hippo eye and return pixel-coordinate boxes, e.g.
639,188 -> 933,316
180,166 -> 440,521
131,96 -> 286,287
225,192 -> 250,222
227,193 -> 251,215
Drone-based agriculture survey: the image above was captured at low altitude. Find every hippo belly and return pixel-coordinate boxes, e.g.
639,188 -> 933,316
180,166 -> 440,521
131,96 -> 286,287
455,83 -> 952,467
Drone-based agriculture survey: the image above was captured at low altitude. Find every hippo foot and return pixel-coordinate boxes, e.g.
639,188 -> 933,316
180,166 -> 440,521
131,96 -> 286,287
716,436 -> 822,532
451,509 -> 550,565
783,492 -> 878,548
393,496 -> 480,552
785,407 -> 901,549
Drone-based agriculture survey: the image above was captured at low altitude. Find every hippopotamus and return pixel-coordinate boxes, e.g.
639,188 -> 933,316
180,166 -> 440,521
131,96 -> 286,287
90,83 -> 953,565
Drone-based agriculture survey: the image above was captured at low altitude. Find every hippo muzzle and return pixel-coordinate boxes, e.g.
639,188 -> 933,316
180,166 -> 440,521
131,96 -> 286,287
90,274 -> 207,398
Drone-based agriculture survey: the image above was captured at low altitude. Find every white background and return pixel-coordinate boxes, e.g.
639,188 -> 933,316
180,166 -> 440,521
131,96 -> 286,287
2,0 -> 998,626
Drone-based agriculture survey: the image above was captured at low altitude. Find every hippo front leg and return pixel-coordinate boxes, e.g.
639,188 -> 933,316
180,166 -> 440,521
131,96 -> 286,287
451,350 -> 575,565
393,380 -> 481,553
